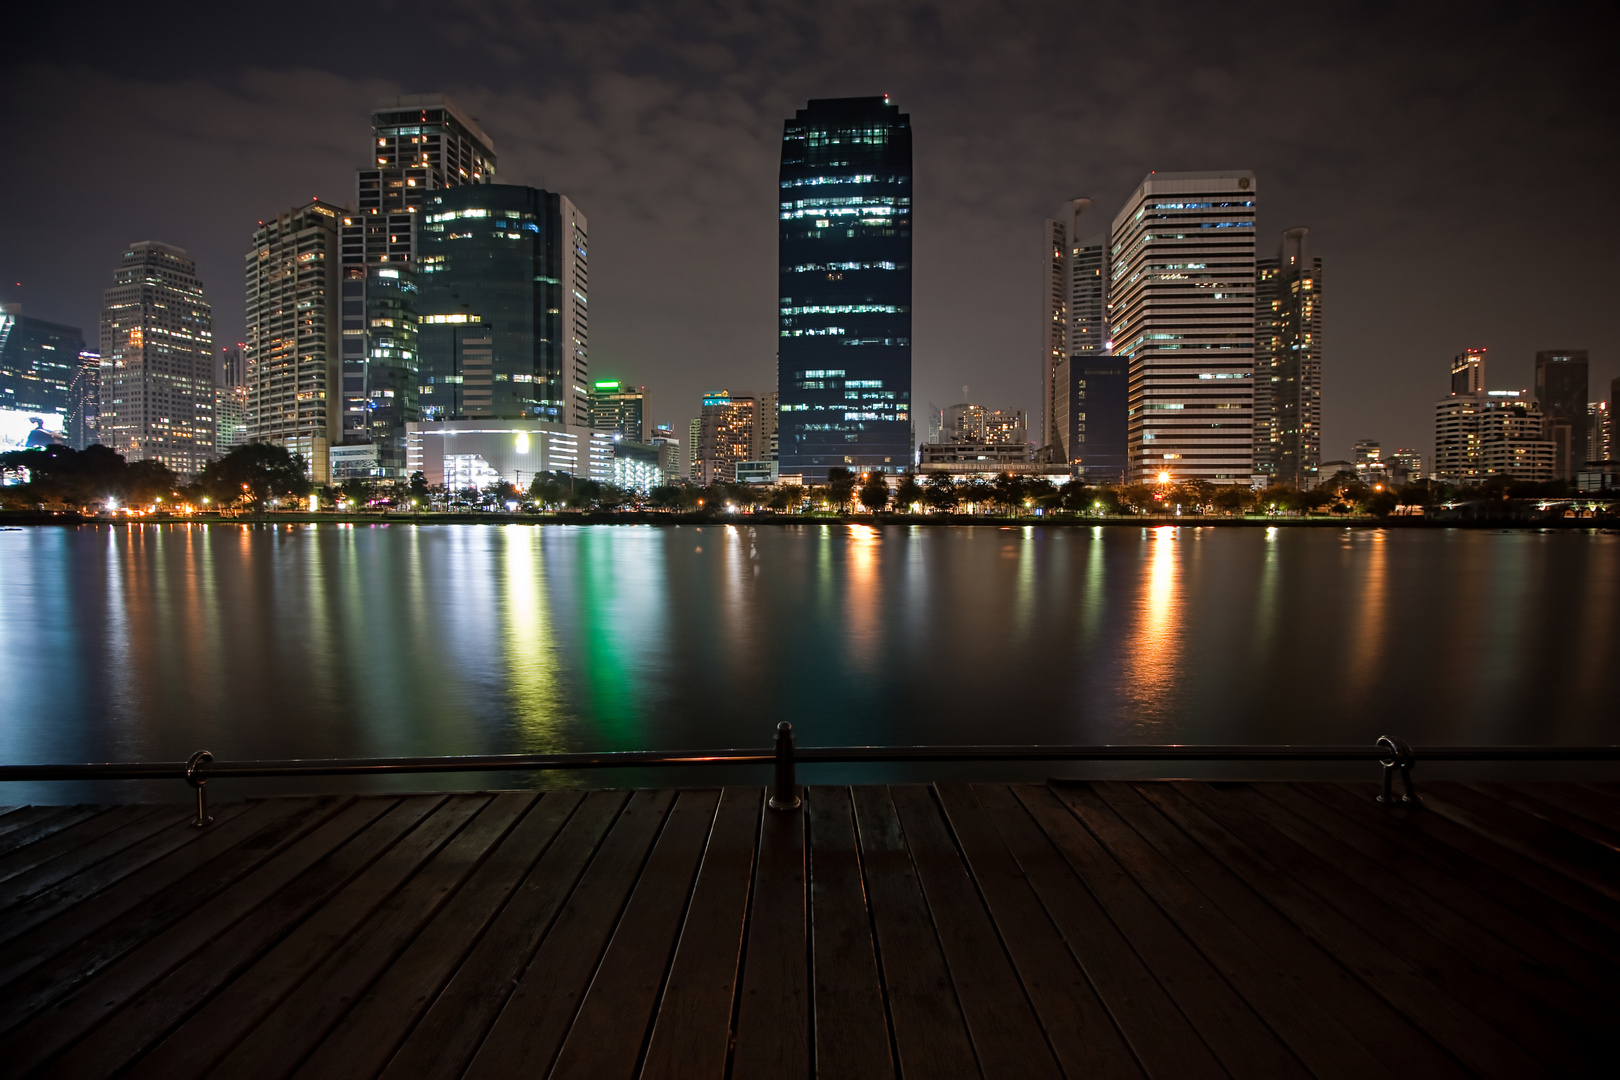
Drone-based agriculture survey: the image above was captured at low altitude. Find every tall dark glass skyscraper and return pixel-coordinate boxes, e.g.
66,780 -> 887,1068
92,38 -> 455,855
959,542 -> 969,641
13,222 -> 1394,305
777,96 -> 912,481
416,185 -> 588,422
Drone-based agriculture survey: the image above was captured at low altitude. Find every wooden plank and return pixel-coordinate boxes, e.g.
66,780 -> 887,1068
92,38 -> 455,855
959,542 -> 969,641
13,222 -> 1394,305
728,793 -> 812,1080
211,794 -> 530,1080
42,796 -> 431,1080
803,786 -> 892,1080
973,784 -> 1225,1080
0,805 -> 170,897
1422,781 -> 1620,902
851,784 -> 978,1080
1510,783 -> 1620,835
0,796 -> 346,1029
376,790 -> 618,1080
1062,782 -> 1397,1080
1299,783 -> 1620,960
293,792 -> 573,1080
0,806 -> 122,885
1159,783 -> 1564,1078
0,806 -> 98,849
464,789 -> 676,1080
549,789 -> 720,1080
121,795 -> 478,1080
1023,784 -> 1311,1079
1264,783 -> 1619,1011
935,785 -> 1143,1080
0,801 -> 253,952
639,787 -> 761,1080
890,785 -> 1062,1080
0,797 -> 391,1075
1466,783 -> 1620,851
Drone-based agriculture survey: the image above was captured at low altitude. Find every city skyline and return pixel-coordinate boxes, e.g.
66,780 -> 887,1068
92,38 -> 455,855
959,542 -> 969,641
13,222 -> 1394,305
3,1 -> 1616,466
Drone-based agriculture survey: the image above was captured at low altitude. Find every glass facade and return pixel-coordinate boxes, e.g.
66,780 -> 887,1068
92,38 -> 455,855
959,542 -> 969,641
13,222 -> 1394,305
0,306 -> 82,446
416,185 -> 585,423
777,97 -> 912,481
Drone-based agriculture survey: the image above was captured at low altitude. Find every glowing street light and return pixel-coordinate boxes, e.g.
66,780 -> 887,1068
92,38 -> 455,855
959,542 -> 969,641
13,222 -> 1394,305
1157,470 -> 1171,485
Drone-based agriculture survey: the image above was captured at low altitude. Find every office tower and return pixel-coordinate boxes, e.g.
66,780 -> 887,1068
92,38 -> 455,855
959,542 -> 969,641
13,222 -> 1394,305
1040,203 -> 1082,454
687,418 -> 702,480
98,242 -> 215,474
1111,172 -> 1258,484
1452,347 -> 1486,394
417,185 -> 588,426
589,380 -> 646,441
1534,350 -> 1588,478
1434,376 -> 1554,484
777,96 -> 912,481
340,94 -> 498,476
696,391 -> 759,484
1067,221 -> 1126,483
68,349 -> 100,449
1591,401 -> 1612,464
648,423 -> 681,481
219,345 -> 245,389
245,201 -> 343,482
1388,448 -> 1423,483
0,303 -> 82,450
1255,228 -> 1323,487
215,386 -> 248,454
760,390 -> 780,461
1352,439 -> 1384,484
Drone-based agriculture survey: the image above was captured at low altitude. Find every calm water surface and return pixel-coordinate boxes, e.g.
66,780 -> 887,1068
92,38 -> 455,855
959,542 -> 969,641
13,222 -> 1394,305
2,523 -> 1616,798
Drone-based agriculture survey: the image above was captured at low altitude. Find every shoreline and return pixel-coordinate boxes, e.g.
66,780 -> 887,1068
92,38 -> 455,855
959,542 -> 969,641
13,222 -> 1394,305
3,510 -> 1616,529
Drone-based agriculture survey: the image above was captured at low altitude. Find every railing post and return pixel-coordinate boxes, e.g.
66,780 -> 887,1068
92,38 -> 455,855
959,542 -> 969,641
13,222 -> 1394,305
1375,736 -> 1419,805
186,750 -> 215,827
769,721 -> 801,811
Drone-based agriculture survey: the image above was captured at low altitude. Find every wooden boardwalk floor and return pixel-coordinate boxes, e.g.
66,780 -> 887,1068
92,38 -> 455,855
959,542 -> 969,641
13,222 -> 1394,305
0,781 -> 1614,1078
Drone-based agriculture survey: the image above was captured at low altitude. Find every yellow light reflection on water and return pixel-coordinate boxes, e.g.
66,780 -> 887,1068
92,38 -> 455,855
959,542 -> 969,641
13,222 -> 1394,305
1348,530 -> 1388,692
846,524 -> 880,666
502,526 -> 565,750
1123,525 -> 1183,728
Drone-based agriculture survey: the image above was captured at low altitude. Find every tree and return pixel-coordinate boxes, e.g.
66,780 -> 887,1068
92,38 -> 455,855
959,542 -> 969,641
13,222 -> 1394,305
961,478 -> 995,512
827,467 -> 857,511
1211,484 -> 1256,514
894,473 -> 924,512
198,444 -> 308,506
922,474 -> 959,514
991,473 -> 1024,514
407,471 -> 430,499
1118,484 -> 1158,514
1057,480 -> 1091,513
766,484 -> 803,511
858,471 -> 890,512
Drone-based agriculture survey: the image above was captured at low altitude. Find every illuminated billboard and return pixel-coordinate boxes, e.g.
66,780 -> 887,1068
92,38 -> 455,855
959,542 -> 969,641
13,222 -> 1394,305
0,408 -> 67,453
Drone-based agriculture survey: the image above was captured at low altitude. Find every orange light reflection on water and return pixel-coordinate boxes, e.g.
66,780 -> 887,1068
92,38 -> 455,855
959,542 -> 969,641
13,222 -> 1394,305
1122,525 -> 1183,729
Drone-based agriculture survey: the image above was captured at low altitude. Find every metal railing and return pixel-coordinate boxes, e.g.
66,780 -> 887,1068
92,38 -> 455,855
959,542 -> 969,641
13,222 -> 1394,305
3,726 -> 1617,826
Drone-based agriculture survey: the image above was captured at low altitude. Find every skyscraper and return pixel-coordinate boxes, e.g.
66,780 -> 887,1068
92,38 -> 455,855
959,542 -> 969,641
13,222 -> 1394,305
0,303 -> 81,450
245,200 -> 343,482
1040,205 -> 1077,455
695,390 -> 760,484
589,381 -> 646,441
777,96 -> 912,482
1451,347 -> 1486,394
339,94 -> 497,476
1111,172 -> 1258,484
417,185 -> 587,425
68,349 -> 100,450
1254,227 -> 1323,487
98,242 -> 215,474
1534,350 -> 1588,478
1041,197 -> 1123,478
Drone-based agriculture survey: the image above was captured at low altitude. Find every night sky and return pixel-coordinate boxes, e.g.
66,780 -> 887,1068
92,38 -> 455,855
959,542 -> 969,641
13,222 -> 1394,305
4,0 -> 1614,463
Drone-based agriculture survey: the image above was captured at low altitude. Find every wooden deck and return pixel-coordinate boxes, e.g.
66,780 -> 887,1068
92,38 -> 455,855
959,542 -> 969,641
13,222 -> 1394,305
0,781 -> 1615,1078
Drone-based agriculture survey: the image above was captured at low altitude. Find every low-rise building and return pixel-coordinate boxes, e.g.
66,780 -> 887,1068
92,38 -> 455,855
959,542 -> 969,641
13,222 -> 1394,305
407,419 -> 612,490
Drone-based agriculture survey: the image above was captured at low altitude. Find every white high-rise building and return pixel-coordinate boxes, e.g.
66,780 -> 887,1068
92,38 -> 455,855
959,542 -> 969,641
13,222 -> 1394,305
98,242 -> 216,475
1110,171 -> 1258,484
246,201 -> 343,482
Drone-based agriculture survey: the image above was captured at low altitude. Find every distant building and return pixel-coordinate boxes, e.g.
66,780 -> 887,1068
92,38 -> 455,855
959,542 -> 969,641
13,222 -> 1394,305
760,390 -> 779,462
1352,439 -> 1384,484
246,200 -> 344,483
589,380 -> 646,441
1587,401 -> 1610,465
736,460 -> 779,485
418,184 -> 588,427
687,418 -> 702,481
68,349 -> 100,449
340,93 -> 499,477
1435,381 -> 1554,484
406,418 -> 611,489
611,440 -> 668,492
1534,350 -> 1588,479
215,385 -> 248,454
1255,228 -> 1323,488
98,242 -> 215,475
919,443 -> 1031,468
219,345 -> 245,389
1388,448 -> 1423,483
1042,199 -> 1123,481
1112,171 -> 1258,484
937,403 -> 1027,445
695,391 -> 760,484
777,96 -> 912,481
0,303 -> 81,450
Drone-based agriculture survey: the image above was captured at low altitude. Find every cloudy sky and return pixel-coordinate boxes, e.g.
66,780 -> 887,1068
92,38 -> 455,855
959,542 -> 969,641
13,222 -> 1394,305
4,0 -> 1614,462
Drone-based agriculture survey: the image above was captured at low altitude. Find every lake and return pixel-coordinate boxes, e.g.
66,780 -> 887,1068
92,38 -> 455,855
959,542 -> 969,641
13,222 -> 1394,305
2,522 -> 1616,800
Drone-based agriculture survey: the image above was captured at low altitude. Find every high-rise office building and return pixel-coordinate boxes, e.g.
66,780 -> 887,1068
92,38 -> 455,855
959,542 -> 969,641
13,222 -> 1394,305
695,391 -> 759,484
68,349 -> 100,449
1040,204 -> 1080,455
245,201 -> 343,482
417,185 -> 588,426
1041,198 -> 1124,480
219,345 -> 245,389
1534,350 -> 1588,478
777,96 -> 912,481
0,303 -> 81,450
98,242 -> 215,474
1388,448 -> 1423,483
1590,400 -> 1612,464
688,417 -> 702,481
937,402 -> 1028,445
1434,374 -> 1554,484
760,390 -> 780,461
1111,171 -> 1258,484
339,94 -> 497,476
589,380 -> 646,441
1255,228 -> 1323,487
1452,347 -> 1486,394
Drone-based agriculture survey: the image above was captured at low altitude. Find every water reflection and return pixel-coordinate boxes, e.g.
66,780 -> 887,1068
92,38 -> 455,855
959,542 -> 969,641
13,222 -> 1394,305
1122,526 -> 1183,729
503,526 -> 564,750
